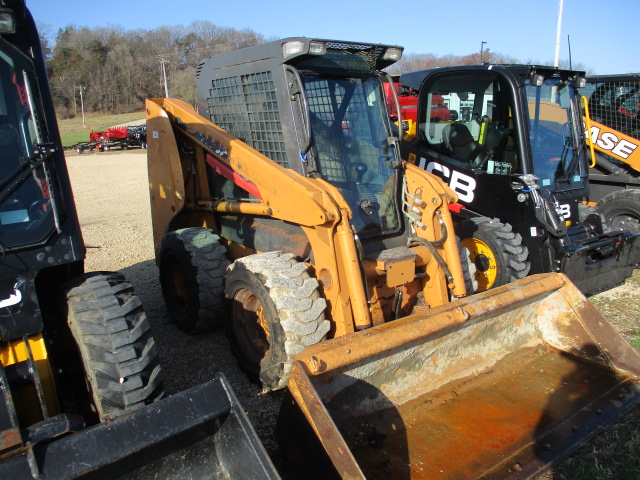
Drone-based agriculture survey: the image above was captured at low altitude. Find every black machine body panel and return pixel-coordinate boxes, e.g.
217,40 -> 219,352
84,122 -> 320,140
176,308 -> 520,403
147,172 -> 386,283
400,64 -> 639,293
0,0 -> 85,340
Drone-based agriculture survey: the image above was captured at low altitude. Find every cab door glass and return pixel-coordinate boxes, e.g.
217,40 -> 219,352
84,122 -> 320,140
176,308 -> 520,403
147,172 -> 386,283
526,79 -> 586,189
0,41 -> 54,250
418,72 -> 520,174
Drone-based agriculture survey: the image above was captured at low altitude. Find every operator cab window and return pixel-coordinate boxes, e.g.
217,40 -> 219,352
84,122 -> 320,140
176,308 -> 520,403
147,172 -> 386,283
0,40 -> 54,250
418,72 -> 520,174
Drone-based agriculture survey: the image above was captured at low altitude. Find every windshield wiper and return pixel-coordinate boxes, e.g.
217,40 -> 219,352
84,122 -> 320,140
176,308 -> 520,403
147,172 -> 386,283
0,144 -> 56,205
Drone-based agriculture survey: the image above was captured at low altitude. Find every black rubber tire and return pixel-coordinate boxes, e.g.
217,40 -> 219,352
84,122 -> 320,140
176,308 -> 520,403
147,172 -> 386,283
66,272 -> 164,421
456,237 -> 478,295
159,228 -> 230,333
456,217 -> 530,292
596,189 -> 640,235
224,252 -> 330,390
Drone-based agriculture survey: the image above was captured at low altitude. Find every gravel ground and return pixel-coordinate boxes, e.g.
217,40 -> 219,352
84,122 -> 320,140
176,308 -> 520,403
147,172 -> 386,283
67,148 -> 639,479
66,149 -> 291,474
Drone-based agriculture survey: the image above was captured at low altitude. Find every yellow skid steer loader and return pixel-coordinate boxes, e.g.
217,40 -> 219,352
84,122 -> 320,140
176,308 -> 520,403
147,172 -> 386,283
146,38 -> 640,478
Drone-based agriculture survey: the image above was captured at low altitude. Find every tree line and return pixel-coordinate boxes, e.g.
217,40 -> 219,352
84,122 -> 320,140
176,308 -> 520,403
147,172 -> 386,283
41,22 -> 265,118
39,22 -> 588,118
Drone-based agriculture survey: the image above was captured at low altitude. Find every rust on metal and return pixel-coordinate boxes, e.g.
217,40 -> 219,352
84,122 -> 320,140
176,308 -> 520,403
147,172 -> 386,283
0,427 -> 22,454
286,273 -> 640,479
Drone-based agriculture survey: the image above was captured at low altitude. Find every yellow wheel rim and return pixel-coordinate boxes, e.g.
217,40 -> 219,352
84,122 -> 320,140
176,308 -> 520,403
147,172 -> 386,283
461,237 -> 498,292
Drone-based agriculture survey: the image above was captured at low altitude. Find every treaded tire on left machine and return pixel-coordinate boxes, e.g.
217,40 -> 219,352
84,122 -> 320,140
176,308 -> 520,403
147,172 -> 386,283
66,272 -> 164,421
224,251 -> 330,390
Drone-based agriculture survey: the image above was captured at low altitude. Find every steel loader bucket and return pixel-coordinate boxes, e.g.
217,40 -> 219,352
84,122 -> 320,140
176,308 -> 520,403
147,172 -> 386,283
9,373 -> 280,480
278,273 -> 640,480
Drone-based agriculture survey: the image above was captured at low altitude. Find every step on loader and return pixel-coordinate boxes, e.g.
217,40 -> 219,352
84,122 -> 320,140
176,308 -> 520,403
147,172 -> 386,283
0,2 -> 278,478
146,38 -> 640,479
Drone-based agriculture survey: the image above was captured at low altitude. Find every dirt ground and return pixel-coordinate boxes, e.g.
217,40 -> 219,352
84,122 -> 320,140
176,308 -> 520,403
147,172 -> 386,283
67,149 -> 640,479
66,149 -> 291,469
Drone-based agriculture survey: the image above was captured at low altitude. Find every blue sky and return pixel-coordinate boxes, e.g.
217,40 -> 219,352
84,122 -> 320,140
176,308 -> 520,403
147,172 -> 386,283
28,0 -> 639,75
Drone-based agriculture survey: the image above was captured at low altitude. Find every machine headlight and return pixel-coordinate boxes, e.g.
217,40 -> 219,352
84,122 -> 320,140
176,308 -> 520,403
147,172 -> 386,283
282,41 -> 305,57
0,10 -> 15,34
282,40 -> 326,58
308,41 -> 326,55
383,47 -> 403,62
530,73 -> 545,87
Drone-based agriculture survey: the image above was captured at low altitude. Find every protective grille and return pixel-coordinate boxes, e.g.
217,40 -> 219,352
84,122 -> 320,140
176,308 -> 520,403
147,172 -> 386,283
206,71 -> 288,167
325,41 -> 385,65
305,79 -> 347,182
304,77 -> 383,184
587,80 -> 640,140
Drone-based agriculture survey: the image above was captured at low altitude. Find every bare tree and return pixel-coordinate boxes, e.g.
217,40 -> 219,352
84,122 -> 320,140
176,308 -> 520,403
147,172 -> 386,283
47,22 -> 264,117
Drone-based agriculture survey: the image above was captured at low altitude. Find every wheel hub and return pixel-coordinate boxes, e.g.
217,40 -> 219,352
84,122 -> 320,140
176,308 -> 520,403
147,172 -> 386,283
461,237 -> 498,291
232,289 -> 270,364
611,215 -> 640,235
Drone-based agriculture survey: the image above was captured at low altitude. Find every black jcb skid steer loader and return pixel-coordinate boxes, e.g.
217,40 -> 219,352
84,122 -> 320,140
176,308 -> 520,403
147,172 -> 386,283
0,1 -> 279,478
400,65 -> 639,294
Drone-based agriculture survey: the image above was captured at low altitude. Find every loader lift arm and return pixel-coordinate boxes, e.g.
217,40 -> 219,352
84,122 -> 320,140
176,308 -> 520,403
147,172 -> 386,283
147,97 -> 467,338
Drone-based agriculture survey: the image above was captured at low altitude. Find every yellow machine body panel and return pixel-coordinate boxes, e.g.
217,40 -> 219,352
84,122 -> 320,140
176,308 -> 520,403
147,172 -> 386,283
0,334 -> 59,423
585,117 -> 640,172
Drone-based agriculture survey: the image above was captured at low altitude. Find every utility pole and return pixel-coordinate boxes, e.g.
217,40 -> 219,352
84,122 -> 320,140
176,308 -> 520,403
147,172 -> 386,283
159,56 -> 169,97
480,41 -> 487,63
78,86 -> 86,128
554,0 -> 564,67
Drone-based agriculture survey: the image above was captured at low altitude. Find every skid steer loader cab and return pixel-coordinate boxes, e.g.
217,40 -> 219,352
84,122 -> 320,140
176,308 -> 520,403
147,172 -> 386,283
400,64 -> 639,294
150,37 -> 469,390
196,38 -> 405,246
0,0 -> 83,340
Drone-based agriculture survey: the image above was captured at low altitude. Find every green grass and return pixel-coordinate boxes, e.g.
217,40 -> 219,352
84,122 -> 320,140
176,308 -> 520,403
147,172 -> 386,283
551,411 -> 640,479
57,112 -> 144,147
537,269 -> 640,480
